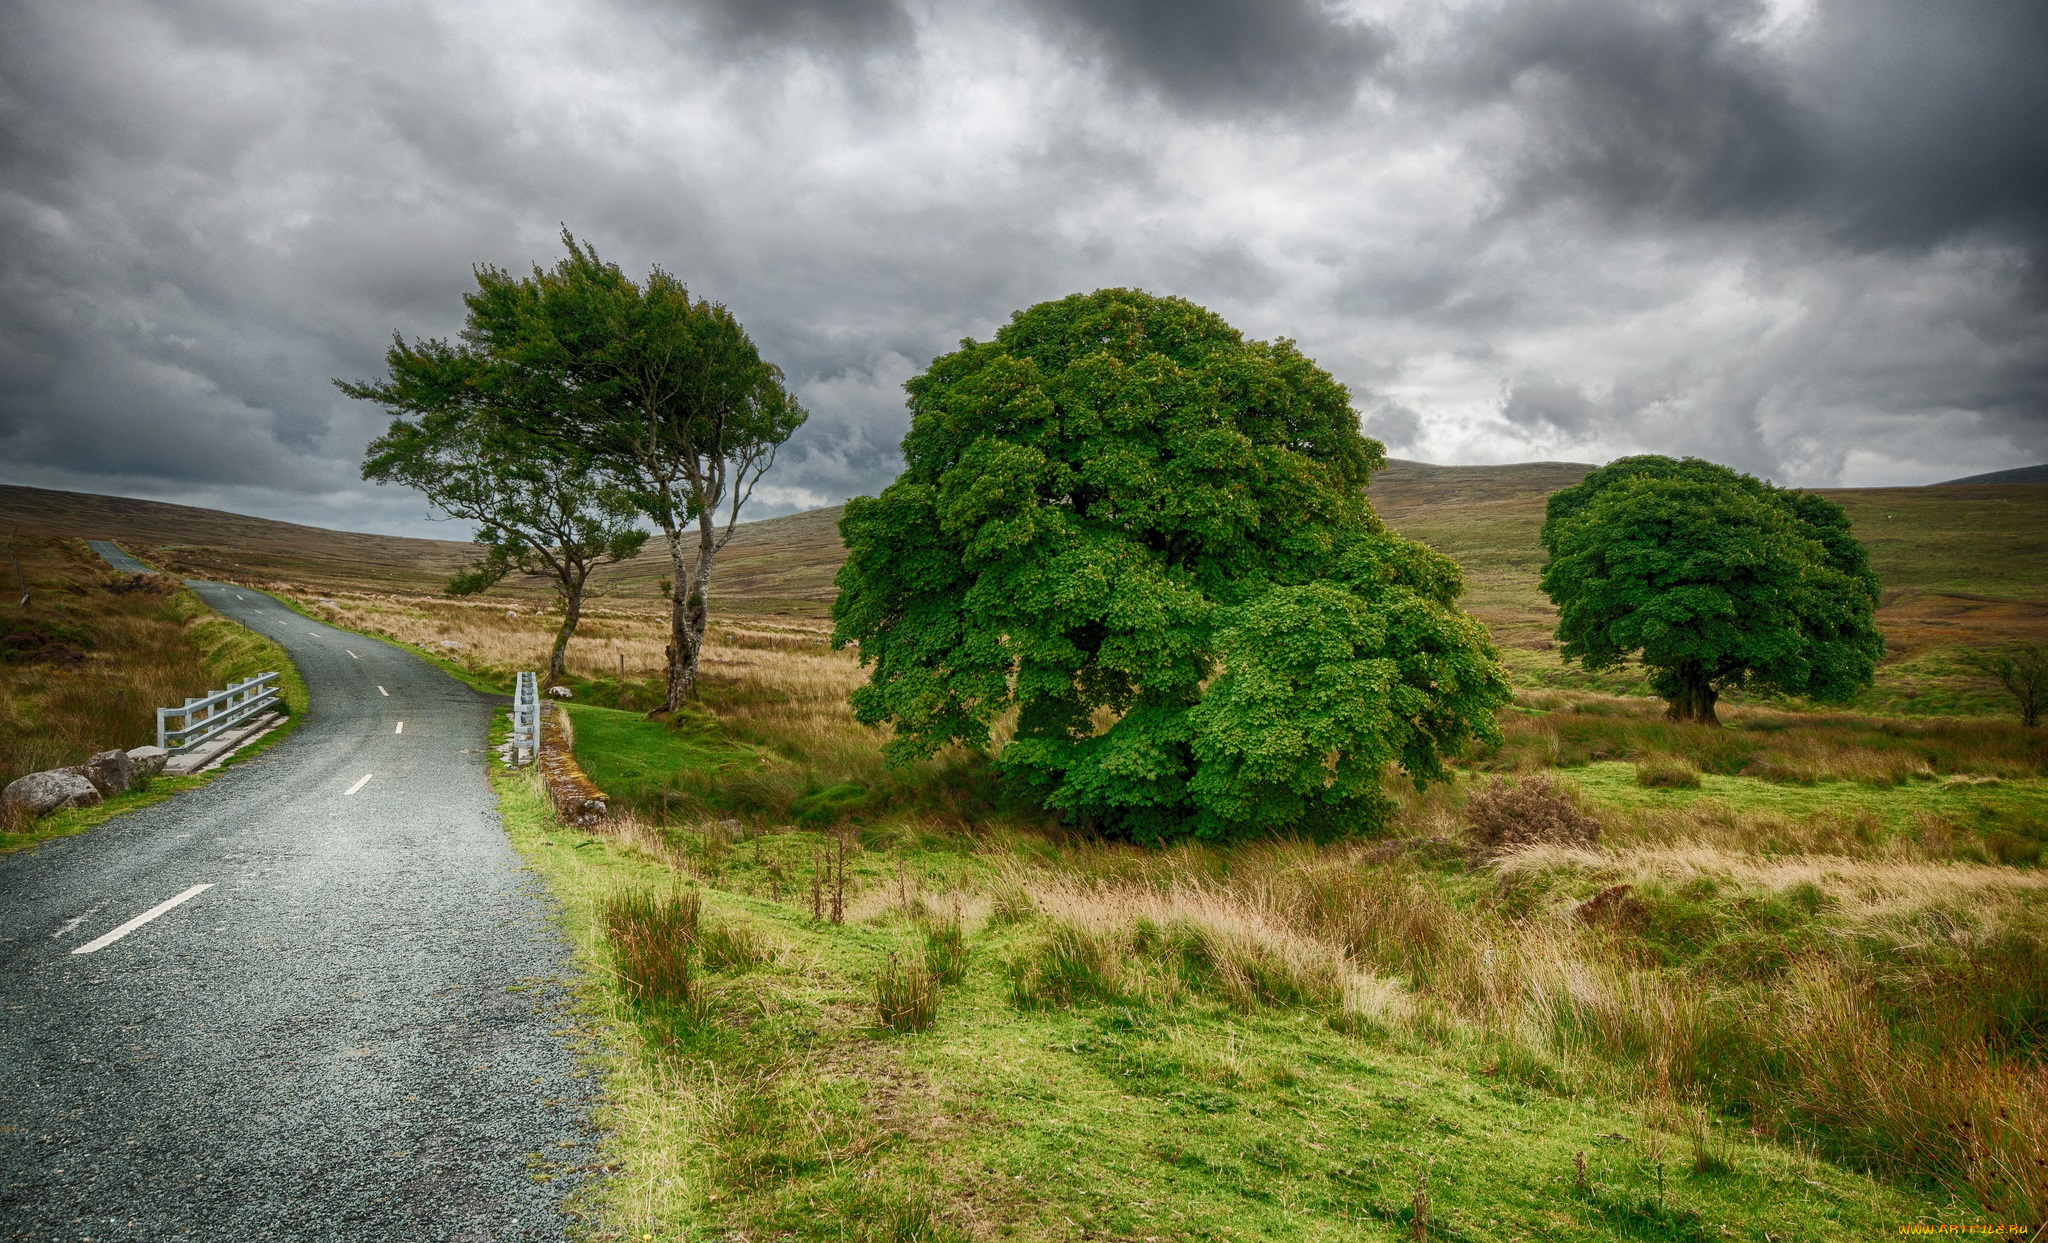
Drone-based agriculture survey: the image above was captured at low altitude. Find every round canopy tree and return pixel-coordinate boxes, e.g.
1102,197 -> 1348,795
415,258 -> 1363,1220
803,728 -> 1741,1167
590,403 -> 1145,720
1538,455 -> 1883,724
831,290 -> 1509,843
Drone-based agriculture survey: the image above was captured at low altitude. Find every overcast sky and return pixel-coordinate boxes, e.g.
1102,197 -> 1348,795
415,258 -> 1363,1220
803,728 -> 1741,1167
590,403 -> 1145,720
3,0 -> 2044,537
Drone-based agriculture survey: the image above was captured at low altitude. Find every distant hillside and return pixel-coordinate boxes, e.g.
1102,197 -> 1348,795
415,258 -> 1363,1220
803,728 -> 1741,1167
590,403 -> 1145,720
8,465 -> 2044,659
1935,463 -> 2048,485
0,483 -> 846,610
0,484 -> 480,595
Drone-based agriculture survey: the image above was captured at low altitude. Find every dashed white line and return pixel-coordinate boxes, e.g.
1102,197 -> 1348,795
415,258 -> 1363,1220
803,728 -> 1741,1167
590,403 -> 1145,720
394,721 -> 404,735
377,686 -> 388,697
345,773 -> 372,796
347,650 -> 359,660
71,885 -> 212,956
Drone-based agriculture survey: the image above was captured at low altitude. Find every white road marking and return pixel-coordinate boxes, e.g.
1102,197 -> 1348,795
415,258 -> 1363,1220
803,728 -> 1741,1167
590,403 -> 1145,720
345,773 -> 372,796
377,686 -> 388,697
347,650 -> 359,660
394,721 -> 403,734
72,885 -> 212,956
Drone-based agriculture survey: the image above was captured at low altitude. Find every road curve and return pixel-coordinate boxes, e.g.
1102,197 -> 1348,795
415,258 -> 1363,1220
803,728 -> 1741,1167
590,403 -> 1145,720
1,552 -> 594,1240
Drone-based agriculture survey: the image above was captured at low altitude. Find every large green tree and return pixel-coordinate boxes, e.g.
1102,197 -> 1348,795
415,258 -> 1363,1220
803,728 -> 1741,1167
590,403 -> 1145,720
831,289 -> 1509,844
1539,455 -> 1883,724
346,337 -> 648,688
457,234 -> 807,711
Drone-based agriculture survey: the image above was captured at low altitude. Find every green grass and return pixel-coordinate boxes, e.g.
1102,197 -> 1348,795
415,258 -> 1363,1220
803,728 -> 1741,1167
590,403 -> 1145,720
486,701 -> 1999,1241
564,703 -> 761,807
494,777 -> 1961,1240
1560,760 -> 2048,841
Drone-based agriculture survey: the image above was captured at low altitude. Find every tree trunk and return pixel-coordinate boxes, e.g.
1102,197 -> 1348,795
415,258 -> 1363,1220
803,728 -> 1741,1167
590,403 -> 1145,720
1664,666 -> 1721,726
547,584 -> 582,689
661,532 -> 694,712
659,519 -> 719,714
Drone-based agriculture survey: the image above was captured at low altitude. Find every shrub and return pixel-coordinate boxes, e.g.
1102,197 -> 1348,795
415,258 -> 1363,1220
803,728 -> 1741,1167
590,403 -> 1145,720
603,887 -> 700,1003
1463,773 -> 1601,861
1635,753 -> 1701,788
875,952 -> 940,1032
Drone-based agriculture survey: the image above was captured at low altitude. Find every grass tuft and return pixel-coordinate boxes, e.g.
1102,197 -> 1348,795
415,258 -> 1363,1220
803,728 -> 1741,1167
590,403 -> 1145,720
602,887 -> 700,1003
697,920 -> 770,972
1636,753 -> 1702,788
875,952 -> 940,1033
921,910 -> 968,985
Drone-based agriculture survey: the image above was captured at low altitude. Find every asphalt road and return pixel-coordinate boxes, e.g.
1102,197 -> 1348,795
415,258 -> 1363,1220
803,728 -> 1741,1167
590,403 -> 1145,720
1,550 -> 594,1240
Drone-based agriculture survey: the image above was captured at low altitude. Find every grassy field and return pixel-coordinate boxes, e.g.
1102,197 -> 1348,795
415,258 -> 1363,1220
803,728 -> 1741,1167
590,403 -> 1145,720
1,532 -> 308,851
489,653 -> 2045,1239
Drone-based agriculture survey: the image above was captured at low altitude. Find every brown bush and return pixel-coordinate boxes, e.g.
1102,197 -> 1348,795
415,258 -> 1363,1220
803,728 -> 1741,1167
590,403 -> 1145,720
1463,773 -> 1600,861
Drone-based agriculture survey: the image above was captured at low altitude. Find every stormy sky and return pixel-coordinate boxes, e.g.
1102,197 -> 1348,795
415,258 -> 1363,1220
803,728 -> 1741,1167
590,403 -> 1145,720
2,0 -> 2044,537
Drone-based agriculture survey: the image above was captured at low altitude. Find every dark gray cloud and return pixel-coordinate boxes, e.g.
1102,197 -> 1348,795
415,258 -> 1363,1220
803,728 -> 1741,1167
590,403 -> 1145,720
1446,0 -> 1812,221
1444,0 -> 2048,250
1,0 -> 2044,537
1801,0 -> 2048,251
645,0 -> 912,57
1020,0 -> 1388,113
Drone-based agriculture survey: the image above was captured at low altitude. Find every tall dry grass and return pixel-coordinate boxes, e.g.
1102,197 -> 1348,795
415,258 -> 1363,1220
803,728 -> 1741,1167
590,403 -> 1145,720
281,586 -> 833,691
994,834 -> 2048,1218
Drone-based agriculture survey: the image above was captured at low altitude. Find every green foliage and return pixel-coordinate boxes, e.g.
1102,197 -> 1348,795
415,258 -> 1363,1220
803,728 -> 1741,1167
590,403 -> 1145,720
345,294 -> 652,685
1540,456 -> 1883,723
457,230 -> 808,708
832,289 -> 1509,843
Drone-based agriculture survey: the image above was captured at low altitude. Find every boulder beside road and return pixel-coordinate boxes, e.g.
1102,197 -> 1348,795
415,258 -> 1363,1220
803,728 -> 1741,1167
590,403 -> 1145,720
3,770 -> 103,817
125,746 -> 170,781
78,749 -> 134,795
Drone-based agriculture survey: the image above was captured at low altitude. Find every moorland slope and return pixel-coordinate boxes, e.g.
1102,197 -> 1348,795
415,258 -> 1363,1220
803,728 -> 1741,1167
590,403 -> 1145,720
9,465 -> 2045,710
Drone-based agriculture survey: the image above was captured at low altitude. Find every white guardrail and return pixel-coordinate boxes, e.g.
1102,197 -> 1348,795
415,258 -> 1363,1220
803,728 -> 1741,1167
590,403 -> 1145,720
157,672 -> 281,753
510,671 -> 539,766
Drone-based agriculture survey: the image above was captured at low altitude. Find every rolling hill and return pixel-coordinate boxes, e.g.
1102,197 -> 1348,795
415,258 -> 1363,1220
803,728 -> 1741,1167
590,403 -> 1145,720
9,463 -> 2045,679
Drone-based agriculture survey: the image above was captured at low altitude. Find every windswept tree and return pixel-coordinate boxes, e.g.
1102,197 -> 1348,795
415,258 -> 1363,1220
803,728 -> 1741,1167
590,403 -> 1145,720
344,337 -> 648,688
461,234 -> 806,712
831,289 -> 1509,844
1976,643 -> 2046,728
1539,455 -> 1883,724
